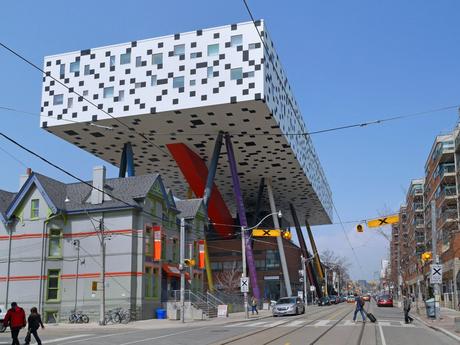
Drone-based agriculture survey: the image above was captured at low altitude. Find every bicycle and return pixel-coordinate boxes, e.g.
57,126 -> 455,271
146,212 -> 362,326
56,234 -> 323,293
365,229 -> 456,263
69,311 -> 89,324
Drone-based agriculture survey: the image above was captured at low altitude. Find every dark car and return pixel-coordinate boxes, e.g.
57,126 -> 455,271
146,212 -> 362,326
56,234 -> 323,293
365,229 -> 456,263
318,296 -> 330,306
377,294 -> 393,307
329,295 -> 337,304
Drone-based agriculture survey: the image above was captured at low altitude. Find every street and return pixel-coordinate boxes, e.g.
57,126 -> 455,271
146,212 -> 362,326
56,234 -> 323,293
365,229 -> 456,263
0,301 -> 456,345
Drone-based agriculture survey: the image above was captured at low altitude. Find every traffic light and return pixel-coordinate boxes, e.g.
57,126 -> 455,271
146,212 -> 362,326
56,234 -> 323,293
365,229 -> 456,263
184,258 -> 196,267
282,230 -> 292,240
356,224 -> 364,233
421,252 -> 432,263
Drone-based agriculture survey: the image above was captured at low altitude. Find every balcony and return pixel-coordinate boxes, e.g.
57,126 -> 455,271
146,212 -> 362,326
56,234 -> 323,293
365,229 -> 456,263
437,185 -> 457,205
413,202 -> 424,212
438,209 -> 458,229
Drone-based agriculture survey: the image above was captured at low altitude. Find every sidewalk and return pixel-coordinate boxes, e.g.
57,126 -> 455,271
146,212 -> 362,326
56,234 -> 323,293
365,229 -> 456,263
412,304 -> 460,342
47,309 -> 274,330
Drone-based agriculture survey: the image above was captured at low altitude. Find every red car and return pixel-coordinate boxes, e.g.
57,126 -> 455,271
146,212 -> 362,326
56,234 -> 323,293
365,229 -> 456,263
377,295 -> 393,307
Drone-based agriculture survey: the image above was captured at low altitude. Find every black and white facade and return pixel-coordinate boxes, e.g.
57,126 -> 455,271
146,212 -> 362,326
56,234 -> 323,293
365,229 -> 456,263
40,20 -> 333,225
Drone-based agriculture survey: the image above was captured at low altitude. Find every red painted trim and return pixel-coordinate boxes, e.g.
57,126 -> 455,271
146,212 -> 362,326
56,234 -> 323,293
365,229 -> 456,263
0,229 -> 142,241
0,271 -> 143,282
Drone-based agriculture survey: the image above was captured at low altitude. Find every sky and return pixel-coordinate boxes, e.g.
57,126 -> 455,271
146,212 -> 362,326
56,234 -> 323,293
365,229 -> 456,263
1,1 -> 460,281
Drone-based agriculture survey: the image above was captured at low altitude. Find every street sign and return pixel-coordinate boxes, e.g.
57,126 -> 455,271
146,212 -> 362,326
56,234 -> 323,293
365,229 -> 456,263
310,286 -> 316,292
299,277 -> 304,283
252,229 -> 281,237
240,277 -> 249,293
297,291 -> 304,299
298,269 -> 304,277
430,264 -> 443,284
367,215 -> 399,228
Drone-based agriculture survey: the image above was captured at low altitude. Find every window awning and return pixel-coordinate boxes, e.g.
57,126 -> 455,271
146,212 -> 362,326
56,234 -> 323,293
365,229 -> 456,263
162,263 -> 190,280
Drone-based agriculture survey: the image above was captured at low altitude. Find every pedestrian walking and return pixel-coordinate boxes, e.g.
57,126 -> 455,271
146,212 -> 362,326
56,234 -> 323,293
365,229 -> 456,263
352,294 -> 366,323
25,307 -> 44,345
251,296 -> 258,315
403,295 -> 413,324
2,302 -> 26,345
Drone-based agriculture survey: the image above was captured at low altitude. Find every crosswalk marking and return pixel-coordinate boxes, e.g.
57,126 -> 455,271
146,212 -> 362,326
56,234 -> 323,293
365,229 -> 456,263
225,319 -> 422,329
313,320 -> 331,327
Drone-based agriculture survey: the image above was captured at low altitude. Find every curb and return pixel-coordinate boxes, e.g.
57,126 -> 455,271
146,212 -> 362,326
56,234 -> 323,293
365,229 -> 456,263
413,315 -> 460,342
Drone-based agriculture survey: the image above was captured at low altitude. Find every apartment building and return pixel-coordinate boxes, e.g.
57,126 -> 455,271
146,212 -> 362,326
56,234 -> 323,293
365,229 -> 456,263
0,167 -> 206,322
404,179 -> 425,294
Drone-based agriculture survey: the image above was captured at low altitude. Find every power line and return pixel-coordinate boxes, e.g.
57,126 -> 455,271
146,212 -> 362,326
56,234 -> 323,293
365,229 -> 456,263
0,41 -> 169,157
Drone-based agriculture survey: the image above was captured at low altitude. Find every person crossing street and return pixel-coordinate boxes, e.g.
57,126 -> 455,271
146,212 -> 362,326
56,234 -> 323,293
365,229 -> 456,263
403,295 -> 414,324
352,294 -> 366,323
251,296 -> 259,315
2,302 -> 26,345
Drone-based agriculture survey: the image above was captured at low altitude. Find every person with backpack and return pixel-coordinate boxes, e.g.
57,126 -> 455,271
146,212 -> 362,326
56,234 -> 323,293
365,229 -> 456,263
25,307 -> 44,345
251,296 -> 259,315
403,295 -> 413,324
352,294 -> 366,323
2,302 -> 26,345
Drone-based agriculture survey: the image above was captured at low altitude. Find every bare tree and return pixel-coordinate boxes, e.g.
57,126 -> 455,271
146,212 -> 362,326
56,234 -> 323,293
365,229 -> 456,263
321,249 -> 351,293
214,261 -> 242,293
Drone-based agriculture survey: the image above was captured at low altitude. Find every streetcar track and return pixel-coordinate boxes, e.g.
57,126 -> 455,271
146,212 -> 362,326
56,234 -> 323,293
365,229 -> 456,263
217,304 -> 351,345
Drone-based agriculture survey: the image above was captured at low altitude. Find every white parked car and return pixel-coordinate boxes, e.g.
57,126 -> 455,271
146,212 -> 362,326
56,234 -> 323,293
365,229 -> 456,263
0,305 -> 6,332
272,297 -> 305,316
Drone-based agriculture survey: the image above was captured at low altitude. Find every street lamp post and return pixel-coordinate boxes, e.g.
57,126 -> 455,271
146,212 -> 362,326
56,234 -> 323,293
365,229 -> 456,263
240,210 -> 282,318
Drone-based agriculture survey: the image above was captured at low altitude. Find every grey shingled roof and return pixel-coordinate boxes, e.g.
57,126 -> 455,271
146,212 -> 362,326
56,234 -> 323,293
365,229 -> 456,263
175,198 -> 204,219
34,172 -> 160,213
0,190 -> 16,221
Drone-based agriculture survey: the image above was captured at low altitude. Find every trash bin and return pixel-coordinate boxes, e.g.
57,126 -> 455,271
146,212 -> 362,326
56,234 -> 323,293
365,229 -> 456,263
156,308 -> 166,319
425,298 -> 435,318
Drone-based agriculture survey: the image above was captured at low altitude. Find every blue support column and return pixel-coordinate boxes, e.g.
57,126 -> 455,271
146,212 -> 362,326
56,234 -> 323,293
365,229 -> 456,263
225,133 -> 261,300
119,142 -> 135,177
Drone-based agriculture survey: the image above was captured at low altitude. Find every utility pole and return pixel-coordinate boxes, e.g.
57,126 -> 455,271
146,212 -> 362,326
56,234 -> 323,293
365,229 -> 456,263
241,226 -> 249,319
99,218 -> 106,325
73,239 -> 80,313
430,200 -> 441,320
324,267 -> 328,296
180,218 -> 185,323
5,225 -> 12,308
301,256 -> 307,306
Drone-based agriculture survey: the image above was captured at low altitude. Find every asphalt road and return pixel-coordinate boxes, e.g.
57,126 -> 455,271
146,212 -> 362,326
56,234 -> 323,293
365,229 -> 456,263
0,301 -> 457,345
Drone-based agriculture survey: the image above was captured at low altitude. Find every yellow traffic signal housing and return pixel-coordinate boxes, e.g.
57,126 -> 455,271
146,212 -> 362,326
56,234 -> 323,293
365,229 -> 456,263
184,258 -> 196,267
91,281 -> 98,291
282,231 -> 292,240
356,224 -> 364,233
421,252 -> 432,263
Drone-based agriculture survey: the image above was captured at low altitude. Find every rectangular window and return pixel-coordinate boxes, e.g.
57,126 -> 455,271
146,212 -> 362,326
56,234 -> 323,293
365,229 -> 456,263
145,266 -> 154,298
231,35 -> 242,47
207,44 -> 219,56
53,94 -> 64,106
120,52 -> 131,65
110,55 -> 116,67
266,250 -> 280,268
151,75 -> 157,86
173,44 -> 185,56
230,68 -> 243,80
207,67 -> 214,78
48,229 -> 62,257
118,90 -> 125,101
84,64 -> 90,75
190,52 -> 199,59
173,76 -> 184,88
189,79 -> 196,86
103,87 -> 114,98
67,97 -> 73,108
161,234 -> 166,260
44,310 -> 58,324
248,43 -> 258,49
145,227 -> 152,256
135,82 -> 143,88
59,64 -> 65,78
83,90 -> 89,96
69,61 -> 80,73
153,268 -> 159,298
31,199 -> 39,218
246,71 -> 255,78
135,56 -> 142,67
172,238 -> 178,262
152,53 -> 163,65
46,269 -> 60,301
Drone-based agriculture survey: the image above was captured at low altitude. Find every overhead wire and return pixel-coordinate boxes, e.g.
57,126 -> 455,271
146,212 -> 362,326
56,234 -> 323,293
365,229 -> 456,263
241,0 -> 367,275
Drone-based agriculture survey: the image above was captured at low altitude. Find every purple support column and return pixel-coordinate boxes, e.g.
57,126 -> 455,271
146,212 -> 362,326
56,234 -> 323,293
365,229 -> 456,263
225,133 -> 261,300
